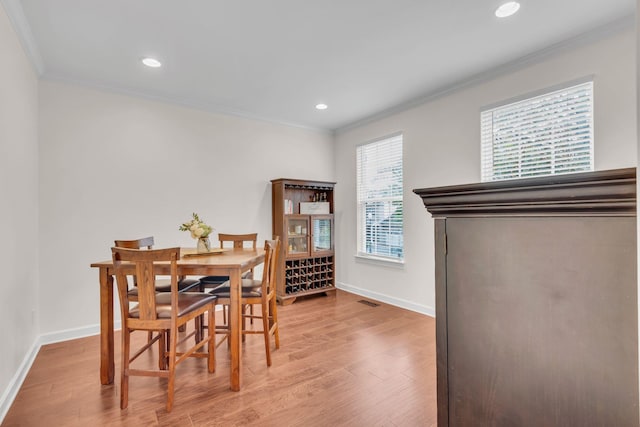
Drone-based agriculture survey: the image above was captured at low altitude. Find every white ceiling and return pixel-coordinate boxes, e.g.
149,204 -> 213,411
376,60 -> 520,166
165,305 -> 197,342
4,0 -> 636,132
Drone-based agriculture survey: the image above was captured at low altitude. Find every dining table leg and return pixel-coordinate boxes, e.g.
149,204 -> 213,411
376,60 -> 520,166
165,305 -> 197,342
228,268 -> 242,391
99,268 -> 115,385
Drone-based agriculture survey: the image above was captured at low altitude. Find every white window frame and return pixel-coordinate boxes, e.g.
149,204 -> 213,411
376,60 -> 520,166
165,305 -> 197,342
356,133 -> 404,264
481,79 -> 594,182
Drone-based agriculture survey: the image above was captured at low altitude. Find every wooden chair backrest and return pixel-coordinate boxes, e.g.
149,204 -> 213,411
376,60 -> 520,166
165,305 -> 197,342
260,237 -> 280,298
218,233 -> 258,249
113,237 -> 156,287
111,247 -> 180,323
114,236 -> 155,249
218,233 -> 258,278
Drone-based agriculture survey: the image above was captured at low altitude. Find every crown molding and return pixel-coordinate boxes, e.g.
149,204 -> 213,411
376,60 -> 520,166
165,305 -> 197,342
41,73 -> 334,136
3,0 -> 331,135
335,14 -> 635,134
3,0 -> 633,135
1,0 -> 44,75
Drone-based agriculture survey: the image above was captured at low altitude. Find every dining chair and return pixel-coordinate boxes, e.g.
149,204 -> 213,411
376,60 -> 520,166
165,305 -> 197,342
111,246 -> 217,412
198,233 -> 259,325
198,233 -> 258,287
114,236 -> 202,297
208,237 -> 281,366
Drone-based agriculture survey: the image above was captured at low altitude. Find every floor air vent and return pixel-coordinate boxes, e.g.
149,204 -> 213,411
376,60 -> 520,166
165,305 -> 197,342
357,300 -> 379,307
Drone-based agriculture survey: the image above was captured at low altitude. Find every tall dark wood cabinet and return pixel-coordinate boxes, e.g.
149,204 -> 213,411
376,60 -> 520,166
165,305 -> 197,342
414,168 -> 638,427
271,178 -> 337,305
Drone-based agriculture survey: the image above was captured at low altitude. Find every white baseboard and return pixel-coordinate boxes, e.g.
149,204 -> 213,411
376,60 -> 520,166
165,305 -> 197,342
0,320 -> 121,424
337,281 -> 435,317
0,293 -> 424,423
40,322 -> 119,345
0,304 -> 230,422
0,338 -> 40,423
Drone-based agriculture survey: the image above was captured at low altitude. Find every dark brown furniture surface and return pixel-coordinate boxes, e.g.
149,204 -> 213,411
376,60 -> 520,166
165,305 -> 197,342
414,168 -> 638,427
271,178 -> 336,304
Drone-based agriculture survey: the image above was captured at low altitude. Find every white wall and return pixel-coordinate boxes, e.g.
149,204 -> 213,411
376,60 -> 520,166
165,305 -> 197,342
335,25 -> 637,315
38,81 -> 334,334
0,2 -> 39,409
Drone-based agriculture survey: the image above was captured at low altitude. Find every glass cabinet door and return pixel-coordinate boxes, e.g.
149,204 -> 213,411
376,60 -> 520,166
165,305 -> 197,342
285,216 -> 309,256
311,215 -> 333,254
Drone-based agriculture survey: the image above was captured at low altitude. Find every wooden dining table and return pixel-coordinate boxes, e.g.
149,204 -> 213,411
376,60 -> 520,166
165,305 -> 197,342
90,247 -> 265,391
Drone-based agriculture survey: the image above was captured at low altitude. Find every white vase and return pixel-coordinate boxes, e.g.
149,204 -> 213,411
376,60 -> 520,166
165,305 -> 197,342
197,237 -> 211,253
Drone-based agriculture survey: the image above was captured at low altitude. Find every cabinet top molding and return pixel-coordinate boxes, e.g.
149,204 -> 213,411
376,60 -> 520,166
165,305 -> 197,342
271,178 -> 336,186
413,168 -> 636,216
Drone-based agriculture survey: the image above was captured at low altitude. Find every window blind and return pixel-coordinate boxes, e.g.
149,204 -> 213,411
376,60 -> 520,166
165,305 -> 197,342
481,81 -> 594,182
356,134 -> 403,261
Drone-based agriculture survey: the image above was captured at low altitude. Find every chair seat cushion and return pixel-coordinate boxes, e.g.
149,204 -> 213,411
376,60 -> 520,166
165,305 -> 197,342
129,292 -> 218,318
208,289 -> 262,299
154,278 -> 201,292
208,278 -> 262,298
199,270 -> 252,285
128,278 -> 201,297
199,276 -> 229,286
209,278 -> 261,292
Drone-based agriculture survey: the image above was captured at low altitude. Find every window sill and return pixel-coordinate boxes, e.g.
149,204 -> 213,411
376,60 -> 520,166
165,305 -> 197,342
355,254 -> 404,268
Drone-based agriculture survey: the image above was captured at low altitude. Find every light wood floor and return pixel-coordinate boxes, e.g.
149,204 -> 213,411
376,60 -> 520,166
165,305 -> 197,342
2,290 -> 436,426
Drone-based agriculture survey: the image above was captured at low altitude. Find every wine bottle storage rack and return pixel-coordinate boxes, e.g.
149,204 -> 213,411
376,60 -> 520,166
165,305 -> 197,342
284,256 -> 334,294
273,178 -> 336,304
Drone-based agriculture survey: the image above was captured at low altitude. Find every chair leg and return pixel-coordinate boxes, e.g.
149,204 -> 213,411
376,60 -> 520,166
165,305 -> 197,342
159,331 -> 167,370
166,326 -> 177,412
208,308 -> 215,373
242,304 -> 247,343
194,314 -> 202,344
213,304 -> 230,349
261,302 -> 272,366
120,328 -> 130,410
271,297 -> 280,349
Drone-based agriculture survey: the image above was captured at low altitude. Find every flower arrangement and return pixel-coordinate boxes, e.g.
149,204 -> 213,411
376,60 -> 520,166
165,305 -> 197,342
179,213 -> 213,239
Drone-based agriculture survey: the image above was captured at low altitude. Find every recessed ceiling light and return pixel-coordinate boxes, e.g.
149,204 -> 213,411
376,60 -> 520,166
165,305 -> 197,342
315,103 -> 328,110
142,57 -> 162,68
495,1 -> 520,18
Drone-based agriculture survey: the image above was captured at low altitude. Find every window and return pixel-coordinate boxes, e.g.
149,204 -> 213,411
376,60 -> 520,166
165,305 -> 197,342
356,134 -> 403,262
481,81 -> 594,182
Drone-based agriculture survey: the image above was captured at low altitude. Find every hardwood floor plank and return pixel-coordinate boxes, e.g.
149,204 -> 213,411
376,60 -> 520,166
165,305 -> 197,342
2,290 -> 435,426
